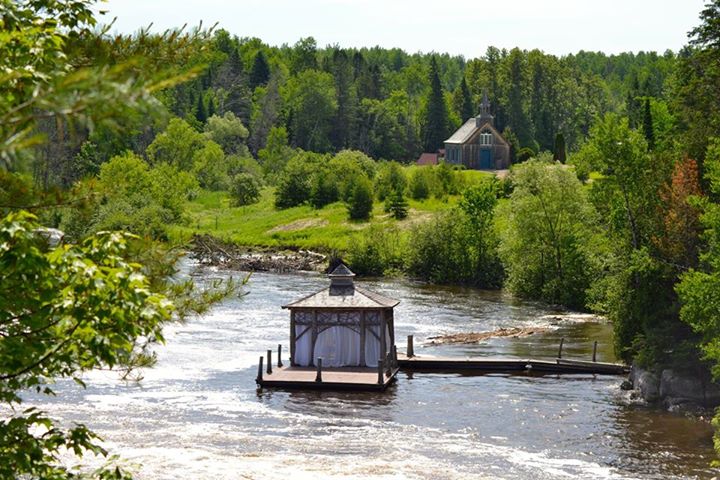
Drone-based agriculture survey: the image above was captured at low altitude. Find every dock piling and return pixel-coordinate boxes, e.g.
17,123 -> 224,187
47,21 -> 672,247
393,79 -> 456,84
278,344 -> 283,368
407,335 -> 414,358
377,359 -> 384,384
266,349 -> 272,375
592,341 -> 598,362
392,345 -> 398,369
557,338 -> 565,359
257,356 -> 264,383
315,357 -> 323,383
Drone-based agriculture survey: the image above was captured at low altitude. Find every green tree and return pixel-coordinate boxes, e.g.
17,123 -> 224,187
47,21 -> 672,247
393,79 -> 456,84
423,57 -> 448,152
195,90 -> 208,123
204,112 -> 250,156
249,50 -> 271,89
643,98 -> 655,150
386,188 -> 409,220
192,140 -> 228,190
258,126 -> 294,183
553,133 -> 567,164
498,159 -> 597,309
452,77 -> 474,121
0,213 -> 172,479
309,169 -> 340,209
409,168 -> 432,200
282,70 -> 337,152
146,118 -> 206,171
230,173 -> 261,206
274,152 -> 322,209
375,161 -> 408,201
346,176 -> 374,221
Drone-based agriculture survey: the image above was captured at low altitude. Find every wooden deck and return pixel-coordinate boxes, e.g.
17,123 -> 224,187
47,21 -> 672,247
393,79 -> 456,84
397,353 -> 629,375
257,366 -> 399,391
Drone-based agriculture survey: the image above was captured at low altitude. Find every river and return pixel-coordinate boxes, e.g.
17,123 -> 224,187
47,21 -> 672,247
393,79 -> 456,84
27,263 -> 718,479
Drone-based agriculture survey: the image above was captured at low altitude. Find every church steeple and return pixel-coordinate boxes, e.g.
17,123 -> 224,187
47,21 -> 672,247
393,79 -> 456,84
476,90 -> 494,127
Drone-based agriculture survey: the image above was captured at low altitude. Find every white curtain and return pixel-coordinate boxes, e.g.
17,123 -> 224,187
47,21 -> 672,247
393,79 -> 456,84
314,326 -> 361,367
365,325 -> 381,368
294,325 -> 312,366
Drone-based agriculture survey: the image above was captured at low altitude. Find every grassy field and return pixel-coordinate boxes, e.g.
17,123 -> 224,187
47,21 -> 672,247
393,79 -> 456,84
170,168 -> 494,252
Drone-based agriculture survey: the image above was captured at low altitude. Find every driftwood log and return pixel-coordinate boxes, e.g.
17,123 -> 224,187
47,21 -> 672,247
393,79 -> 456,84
427,327 -> 549,345
191,234 -> 326,273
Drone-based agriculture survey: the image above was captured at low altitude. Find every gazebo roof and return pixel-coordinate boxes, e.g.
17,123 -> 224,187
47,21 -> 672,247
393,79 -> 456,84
282,263 -> 399,309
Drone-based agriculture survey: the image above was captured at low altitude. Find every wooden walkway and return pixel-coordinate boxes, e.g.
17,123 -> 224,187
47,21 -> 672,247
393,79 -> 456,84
397,353 -> 629,375
257,365 -> 399,391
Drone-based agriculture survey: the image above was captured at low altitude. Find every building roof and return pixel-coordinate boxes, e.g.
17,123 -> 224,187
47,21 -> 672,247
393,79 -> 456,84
283,263 -> 399,309
444,118 -> 509,147
416,152 -> 439,166
445,118 -> 477,144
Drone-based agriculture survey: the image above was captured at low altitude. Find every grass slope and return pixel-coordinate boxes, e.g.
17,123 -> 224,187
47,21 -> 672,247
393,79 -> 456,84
171,169 -> 493,252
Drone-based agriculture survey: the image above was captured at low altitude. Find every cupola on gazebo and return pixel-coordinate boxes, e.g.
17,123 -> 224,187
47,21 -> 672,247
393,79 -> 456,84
282,263 -> 399,369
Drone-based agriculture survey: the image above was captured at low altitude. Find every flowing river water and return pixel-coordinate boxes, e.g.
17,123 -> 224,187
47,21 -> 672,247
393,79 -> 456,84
26,263 -> 719,479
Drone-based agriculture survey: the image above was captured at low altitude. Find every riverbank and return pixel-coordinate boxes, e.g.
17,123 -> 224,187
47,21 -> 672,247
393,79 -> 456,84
628,364 -> 720,415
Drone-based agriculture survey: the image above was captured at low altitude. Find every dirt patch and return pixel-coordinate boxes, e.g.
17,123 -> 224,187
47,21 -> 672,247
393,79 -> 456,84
191,234 -> 327,272
427,327 -> 549,345
267,218 -> 328,234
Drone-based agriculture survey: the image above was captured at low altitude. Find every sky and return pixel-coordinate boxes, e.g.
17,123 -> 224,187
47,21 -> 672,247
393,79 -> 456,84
100,0 -> 707,58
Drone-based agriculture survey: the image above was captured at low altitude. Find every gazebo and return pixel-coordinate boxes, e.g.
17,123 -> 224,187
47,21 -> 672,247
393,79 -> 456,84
282,263 -> 399,369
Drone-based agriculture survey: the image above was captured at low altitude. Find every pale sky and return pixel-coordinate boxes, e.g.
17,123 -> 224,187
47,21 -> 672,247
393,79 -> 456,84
99,0 -> 707,58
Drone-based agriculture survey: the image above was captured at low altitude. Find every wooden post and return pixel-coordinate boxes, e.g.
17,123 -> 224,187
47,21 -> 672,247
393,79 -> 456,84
592,341 -> 598,362
359,311 -> 366,367
392,345 -> 398,369
407,335 -> 414,358
278,344 -> 283,368
385,351 -> 392,375
266,349 -> 272,375
310,309 -> 318,366
290,310 -> 296,366
557,338 -> 564,359
257,356 -> 264,383
315,357 -> 323,383
380,314 -> 387,366
377,359 -> 384,385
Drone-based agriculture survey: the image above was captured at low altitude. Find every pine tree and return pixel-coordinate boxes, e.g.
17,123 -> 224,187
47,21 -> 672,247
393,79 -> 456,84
207,96 -> 216,118
386,188 -> 409,220
423,56 -> 448,152
347,177 -> 373,220
553,133 -> 567,164
195,91 -> 207,124
643,98 -> 655,150
249,51 -> 270,89
460,78 -> 474,120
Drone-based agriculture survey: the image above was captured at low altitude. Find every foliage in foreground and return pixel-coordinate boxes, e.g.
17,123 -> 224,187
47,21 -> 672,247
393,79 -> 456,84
0,213 -> 172,478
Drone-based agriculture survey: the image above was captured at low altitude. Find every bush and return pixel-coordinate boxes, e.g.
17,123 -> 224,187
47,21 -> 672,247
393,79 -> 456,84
274,152 -> 323,209
386,189 -> 409,220
375,161 -> 407,201
310,169 -> 339,208
349,225 -> 406,275
409,168 -> 432,200
231,173 -> 260,206
346,176 -> 374,220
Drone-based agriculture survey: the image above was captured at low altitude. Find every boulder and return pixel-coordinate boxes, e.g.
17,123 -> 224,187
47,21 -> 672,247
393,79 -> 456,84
634,369 -> 660,403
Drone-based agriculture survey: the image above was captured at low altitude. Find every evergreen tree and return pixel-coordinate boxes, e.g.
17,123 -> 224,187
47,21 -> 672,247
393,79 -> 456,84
347,177 -> 374,220
643,98 -> 655,150
553,133 -> 566,164
228,48 -> 243,77
386,188 -> 409,219
195,92 -> 207,124
249,51 -> 270,89
452,77 -> 474,121
207,96 -> 216,118
423,56 -> 448,152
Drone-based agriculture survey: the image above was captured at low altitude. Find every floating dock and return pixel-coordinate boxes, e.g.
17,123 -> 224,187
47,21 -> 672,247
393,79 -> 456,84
257,365 -> 398,391
397,353 -> 629,375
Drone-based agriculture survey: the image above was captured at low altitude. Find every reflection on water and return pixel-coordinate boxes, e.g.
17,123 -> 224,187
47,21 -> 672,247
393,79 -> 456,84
21,265 -> 718,479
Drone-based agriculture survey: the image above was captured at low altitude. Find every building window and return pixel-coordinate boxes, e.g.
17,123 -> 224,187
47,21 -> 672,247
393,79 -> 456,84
480,132 -> 493,146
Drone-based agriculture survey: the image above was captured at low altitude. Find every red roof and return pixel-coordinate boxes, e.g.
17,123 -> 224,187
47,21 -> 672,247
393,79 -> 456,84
416,153 -> 439,166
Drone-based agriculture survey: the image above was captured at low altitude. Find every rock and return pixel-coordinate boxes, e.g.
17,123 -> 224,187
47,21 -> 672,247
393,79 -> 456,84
635,370 -> 660,403
659,369 -> 704,403
620,379 -> 633,391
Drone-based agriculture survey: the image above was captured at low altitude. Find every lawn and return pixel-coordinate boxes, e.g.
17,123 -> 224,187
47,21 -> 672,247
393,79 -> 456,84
170,168 -> 495,252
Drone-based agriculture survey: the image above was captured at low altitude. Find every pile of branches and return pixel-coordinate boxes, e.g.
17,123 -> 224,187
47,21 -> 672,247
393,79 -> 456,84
191,234 -> 327,273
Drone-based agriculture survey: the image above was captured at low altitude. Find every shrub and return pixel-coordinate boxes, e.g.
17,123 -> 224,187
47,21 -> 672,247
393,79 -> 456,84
386,189 -> 409,220
231,173 -> 261,206
409,168 -> 432,200
347,176 -> 374,220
